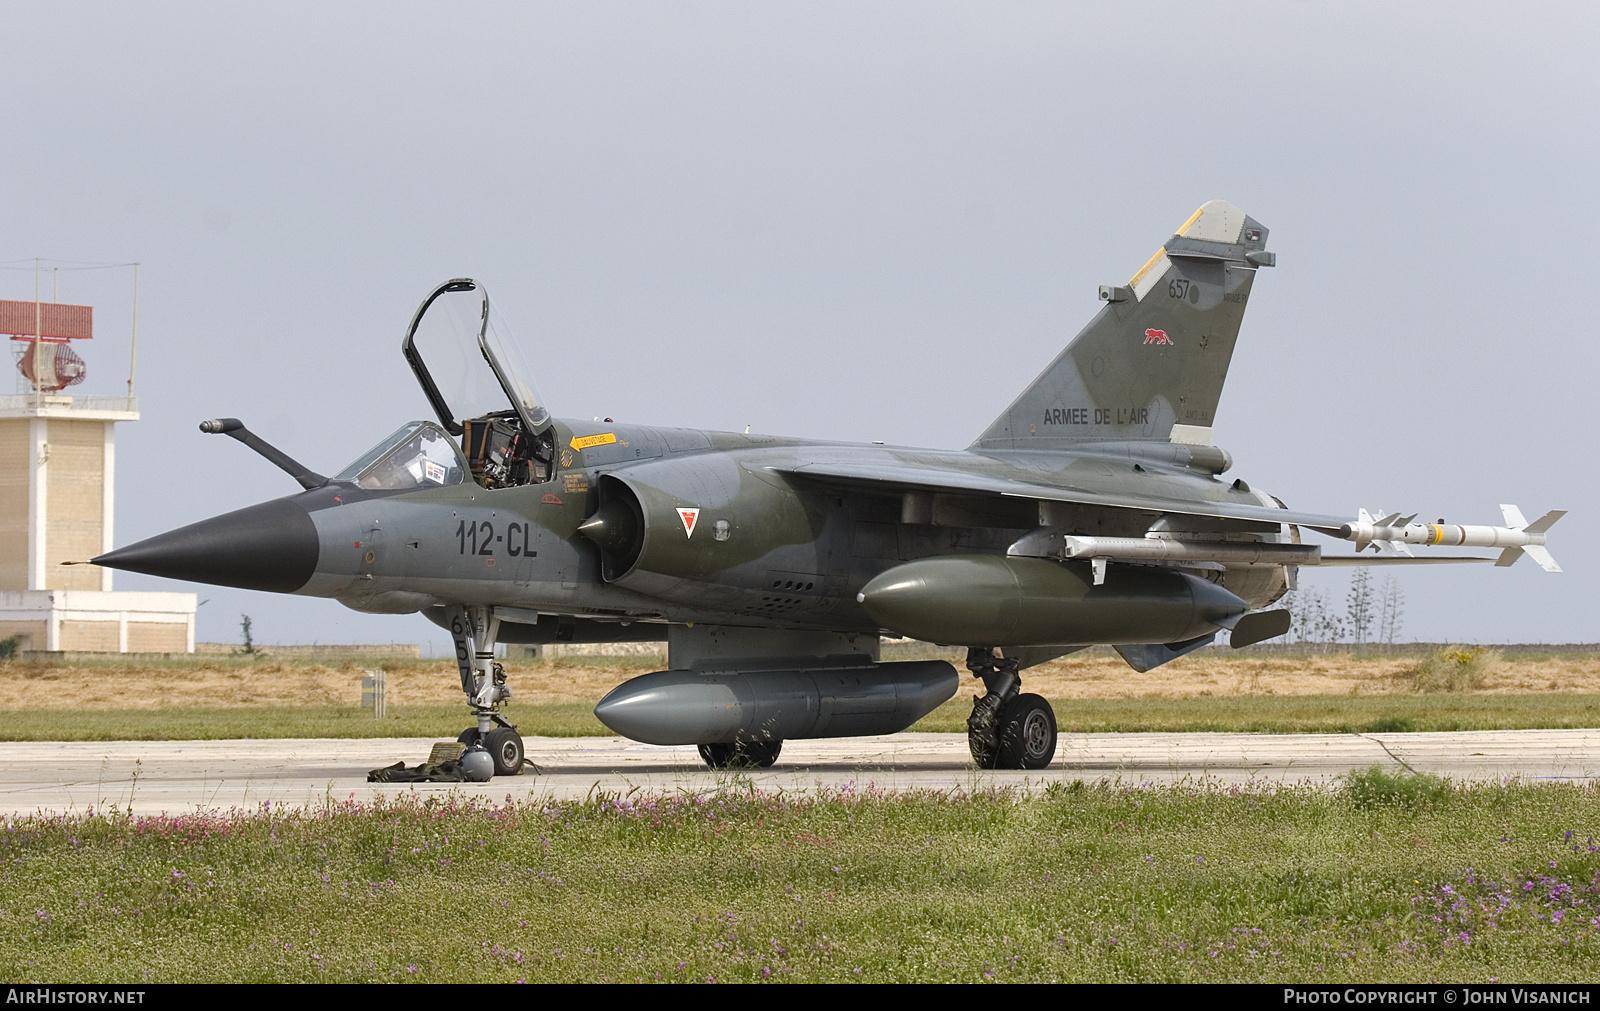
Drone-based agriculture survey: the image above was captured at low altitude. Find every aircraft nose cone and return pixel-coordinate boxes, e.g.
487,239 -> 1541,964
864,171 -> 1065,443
92,497 -> 319,593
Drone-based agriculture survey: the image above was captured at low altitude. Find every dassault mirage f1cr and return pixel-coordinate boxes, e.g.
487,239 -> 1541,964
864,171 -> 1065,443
94,201 -> 1563,777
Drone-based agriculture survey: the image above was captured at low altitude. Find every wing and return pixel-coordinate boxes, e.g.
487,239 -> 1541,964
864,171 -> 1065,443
771,460 -> 1554,570
772,460 -> 1348,531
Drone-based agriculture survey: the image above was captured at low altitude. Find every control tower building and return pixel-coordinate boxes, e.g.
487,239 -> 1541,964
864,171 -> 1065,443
0,298 -> 195,652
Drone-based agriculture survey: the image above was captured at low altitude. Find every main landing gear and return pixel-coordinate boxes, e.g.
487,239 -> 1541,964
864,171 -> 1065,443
966,648 -> 1057,770
445,604 -> 525,779
697,739 -> 783,770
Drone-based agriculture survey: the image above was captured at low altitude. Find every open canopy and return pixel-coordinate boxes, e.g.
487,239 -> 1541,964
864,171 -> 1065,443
401,278 -> 550,438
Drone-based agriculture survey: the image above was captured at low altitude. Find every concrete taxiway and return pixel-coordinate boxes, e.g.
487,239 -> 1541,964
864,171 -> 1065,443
1,729 -> 1597,817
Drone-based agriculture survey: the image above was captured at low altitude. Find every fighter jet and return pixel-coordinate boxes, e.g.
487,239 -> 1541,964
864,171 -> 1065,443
92,200 -> 1562,777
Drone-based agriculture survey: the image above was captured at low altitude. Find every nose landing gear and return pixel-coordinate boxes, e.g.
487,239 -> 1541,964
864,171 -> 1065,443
966,648 -> 1057,770
446,604 -> 525,777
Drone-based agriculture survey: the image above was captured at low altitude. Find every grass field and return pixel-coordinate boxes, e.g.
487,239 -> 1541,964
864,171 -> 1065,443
0,703 -> 605,741
4,646 -> 1600,741
5,772 -> 1600,983
915,693 -> 1600,736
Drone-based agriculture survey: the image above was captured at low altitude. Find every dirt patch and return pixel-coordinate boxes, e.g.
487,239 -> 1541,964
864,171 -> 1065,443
0,661 -> 465,711
2,652 -> 1599,711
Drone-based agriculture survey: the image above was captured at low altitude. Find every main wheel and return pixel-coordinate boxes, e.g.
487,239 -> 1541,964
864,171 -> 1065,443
484,727 -> 526,776
994,693 -> 1057,770
968,696 -> 1001,769
697,739 -> 783,769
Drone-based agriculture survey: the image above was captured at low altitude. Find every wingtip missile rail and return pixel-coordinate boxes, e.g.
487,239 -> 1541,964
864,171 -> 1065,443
1337,505 -> 1565,572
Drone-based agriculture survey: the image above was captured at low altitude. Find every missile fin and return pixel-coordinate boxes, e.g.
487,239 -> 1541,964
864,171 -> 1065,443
1495,546 -> 1524,568
1351,509 -> 1375,550
1361,509 -> 1413,556
1373,537 -> 1413,557
1525,509 -> 1566,535
1523,544 -> 1562,573
1501,504 -> 1529,529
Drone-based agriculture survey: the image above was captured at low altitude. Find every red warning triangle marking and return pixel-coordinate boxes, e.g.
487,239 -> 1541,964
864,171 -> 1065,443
677,507 -> 700,538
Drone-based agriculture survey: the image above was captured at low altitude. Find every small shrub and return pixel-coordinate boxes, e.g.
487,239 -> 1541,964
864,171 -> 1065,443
1343,764 -> 1452,809
1360,716 -> 1415,733
0,634 -> 19,660
1407,645 -> 1500,693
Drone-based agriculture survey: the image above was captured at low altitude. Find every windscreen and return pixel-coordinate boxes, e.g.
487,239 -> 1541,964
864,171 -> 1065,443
332,421 -> 468,491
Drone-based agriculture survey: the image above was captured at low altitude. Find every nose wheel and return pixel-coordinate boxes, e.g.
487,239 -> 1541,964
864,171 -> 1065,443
459,725 -> 526,777
967,649 -> 1057,770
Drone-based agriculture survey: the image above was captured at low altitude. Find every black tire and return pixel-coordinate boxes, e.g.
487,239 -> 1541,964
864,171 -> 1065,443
457,727 -> 481,746
968,696 -> 1000,769
697,739 -> 783,769
484,727 -> 526,776
994,693 -> 1057,770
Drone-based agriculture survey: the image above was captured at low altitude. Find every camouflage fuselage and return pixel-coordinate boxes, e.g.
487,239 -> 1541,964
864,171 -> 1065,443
308,417 -> 1292,638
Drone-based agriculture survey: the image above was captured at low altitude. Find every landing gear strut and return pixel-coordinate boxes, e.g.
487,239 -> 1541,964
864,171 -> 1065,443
966,648 -> 1057,770
445,604 -> 524,777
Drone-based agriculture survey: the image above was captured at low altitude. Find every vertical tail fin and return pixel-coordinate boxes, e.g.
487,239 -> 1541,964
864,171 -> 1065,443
974,200 -> 1273,450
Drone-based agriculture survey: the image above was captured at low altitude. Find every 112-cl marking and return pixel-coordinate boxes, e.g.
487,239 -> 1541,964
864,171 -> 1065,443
455,520 -> 536,557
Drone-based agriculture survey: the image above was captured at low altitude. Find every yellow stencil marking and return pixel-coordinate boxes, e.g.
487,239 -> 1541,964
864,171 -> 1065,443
569,433 -> 617,451
1128,246 -> 1167,287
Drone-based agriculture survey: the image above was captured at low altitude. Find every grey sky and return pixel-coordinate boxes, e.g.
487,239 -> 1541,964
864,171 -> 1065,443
4,3 -> 1594,650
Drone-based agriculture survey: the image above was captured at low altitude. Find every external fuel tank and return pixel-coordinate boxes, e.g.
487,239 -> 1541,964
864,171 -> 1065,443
592,660 -> 959,746
856,554 -> 1247,647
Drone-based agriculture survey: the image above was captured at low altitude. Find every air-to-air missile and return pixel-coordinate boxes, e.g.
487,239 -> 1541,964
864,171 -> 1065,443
1338,505 -> 1565,571
91,200 -> 1560,776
